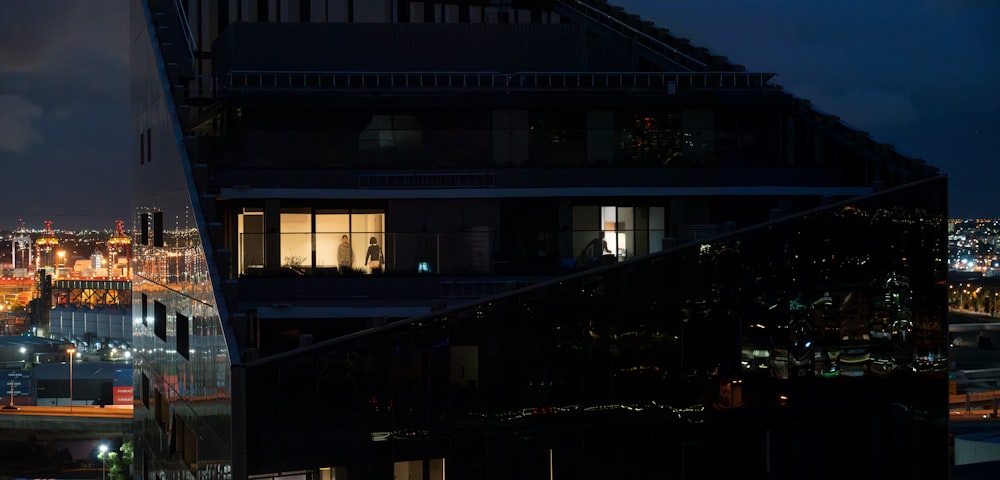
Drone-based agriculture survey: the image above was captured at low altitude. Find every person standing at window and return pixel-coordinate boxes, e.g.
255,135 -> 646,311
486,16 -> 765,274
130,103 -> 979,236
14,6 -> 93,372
580,231 -> 612,266
338,235 -> 353,272
365,236 -> 383,273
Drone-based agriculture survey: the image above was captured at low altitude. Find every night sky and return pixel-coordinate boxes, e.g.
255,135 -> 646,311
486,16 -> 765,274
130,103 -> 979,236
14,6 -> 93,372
0,0 -> 129,231
0,0 -> 996,230
618,0 -> 999,219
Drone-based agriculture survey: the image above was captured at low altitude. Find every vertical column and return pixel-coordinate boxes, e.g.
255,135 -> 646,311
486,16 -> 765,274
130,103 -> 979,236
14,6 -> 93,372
264,200 -> 281,271
558,199 -> 573,268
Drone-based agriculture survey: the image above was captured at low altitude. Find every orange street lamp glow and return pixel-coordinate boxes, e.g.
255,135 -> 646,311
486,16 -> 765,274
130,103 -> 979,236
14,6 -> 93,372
66,347 -> 76,412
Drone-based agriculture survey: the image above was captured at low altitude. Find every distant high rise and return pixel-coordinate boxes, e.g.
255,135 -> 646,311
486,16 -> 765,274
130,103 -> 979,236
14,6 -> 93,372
131,1 -> 947,478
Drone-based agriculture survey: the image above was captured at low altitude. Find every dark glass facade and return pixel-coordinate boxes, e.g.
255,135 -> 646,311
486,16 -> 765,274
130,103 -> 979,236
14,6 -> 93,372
131,0 -> 947,478
244,176 -> 948,479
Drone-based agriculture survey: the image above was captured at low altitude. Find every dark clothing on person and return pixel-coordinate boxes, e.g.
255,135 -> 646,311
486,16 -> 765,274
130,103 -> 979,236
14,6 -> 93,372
366,244 -> 382,266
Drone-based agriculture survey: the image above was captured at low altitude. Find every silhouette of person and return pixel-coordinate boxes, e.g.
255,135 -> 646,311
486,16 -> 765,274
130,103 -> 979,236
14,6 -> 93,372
581,231 -> 612,264
337,235 -> 353,272
365,236 -> 383,272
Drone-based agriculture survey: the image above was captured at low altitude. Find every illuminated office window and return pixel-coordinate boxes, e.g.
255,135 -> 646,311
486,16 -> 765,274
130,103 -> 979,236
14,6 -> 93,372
315,209 -> 384,272
280,211 -> 312,269
238,209 -> 264,275
236,209 -> 386,273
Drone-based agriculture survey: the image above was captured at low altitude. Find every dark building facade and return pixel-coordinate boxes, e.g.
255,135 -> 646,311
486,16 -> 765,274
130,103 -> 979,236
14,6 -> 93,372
130,1 -> 947,478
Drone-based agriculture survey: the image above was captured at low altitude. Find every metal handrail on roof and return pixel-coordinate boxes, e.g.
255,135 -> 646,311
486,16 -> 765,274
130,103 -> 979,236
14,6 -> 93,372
553,0 -> 708,70
217,70 -> 775,93
172,0 -> 198,62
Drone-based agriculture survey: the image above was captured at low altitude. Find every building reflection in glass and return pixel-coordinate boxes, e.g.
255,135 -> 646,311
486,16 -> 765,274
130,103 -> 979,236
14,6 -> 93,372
243,176 -> 947,479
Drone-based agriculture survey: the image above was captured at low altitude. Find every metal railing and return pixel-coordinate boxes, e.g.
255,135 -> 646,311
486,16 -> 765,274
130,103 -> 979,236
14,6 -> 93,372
218,70 -> 774,93
172,0 -> 198,62
238,227 -> 660,277
554,0 -> 708,70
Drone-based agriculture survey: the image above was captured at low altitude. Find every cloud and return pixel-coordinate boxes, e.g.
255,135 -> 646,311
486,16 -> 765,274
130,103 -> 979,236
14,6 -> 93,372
0,95 -> 43,153
0,0 -> 127,73
0,2 -> 77,72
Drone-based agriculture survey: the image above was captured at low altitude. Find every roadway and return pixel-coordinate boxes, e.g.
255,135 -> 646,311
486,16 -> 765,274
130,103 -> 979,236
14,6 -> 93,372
0,405 -> 132,434
0,404 -> 132,418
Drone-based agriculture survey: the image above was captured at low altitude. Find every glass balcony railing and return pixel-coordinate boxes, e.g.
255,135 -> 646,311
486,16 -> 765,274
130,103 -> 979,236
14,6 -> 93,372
238,228 -> 670,277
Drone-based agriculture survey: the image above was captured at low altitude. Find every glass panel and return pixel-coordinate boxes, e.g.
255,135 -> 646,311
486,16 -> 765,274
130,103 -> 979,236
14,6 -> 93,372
316,213 -> 350,268
352,213 -> 385,273
649,206 -> 665,254
280,213 -> 312,268
359,115 -> 394,151
239,211 -> 264,274
601,205 -> 618,259
616,206 -> 634,260
572,206 -> 599,269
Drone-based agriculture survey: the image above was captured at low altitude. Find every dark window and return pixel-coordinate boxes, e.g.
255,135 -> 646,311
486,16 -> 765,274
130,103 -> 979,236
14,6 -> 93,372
141,213 -> 150,245
141,293 -> 148,326
153,211 -> 164,247
146,127 -> 152,163
257,0 -> 268,21
176,313 -> 189,360
140,132 -> 145,165
300,0 -> 311,22
170,414 -> 199,467
154,388 -> 168,432
141,373 -> 149,408
154,300 -> 167,341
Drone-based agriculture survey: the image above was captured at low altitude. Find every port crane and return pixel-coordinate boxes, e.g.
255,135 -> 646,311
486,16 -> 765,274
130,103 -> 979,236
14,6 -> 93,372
106,219 -> 132,279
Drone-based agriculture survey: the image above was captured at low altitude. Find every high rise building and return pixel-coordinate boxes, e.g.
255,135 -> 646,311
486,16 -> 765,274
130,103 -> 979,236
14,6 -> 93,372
130,1 -> 947,478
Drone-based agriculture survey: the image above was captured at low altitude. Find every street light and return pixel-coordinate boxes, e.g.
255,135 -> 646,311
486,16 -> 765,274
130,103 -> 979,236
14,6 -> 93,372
66,347 -> 76,413
98,444 -> 108,480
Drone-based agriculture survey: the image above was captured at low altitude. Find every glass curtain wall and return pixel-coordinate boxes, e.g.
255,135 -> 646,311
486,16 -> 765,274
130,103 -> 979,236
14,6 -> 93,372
243,176 -> 948,479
